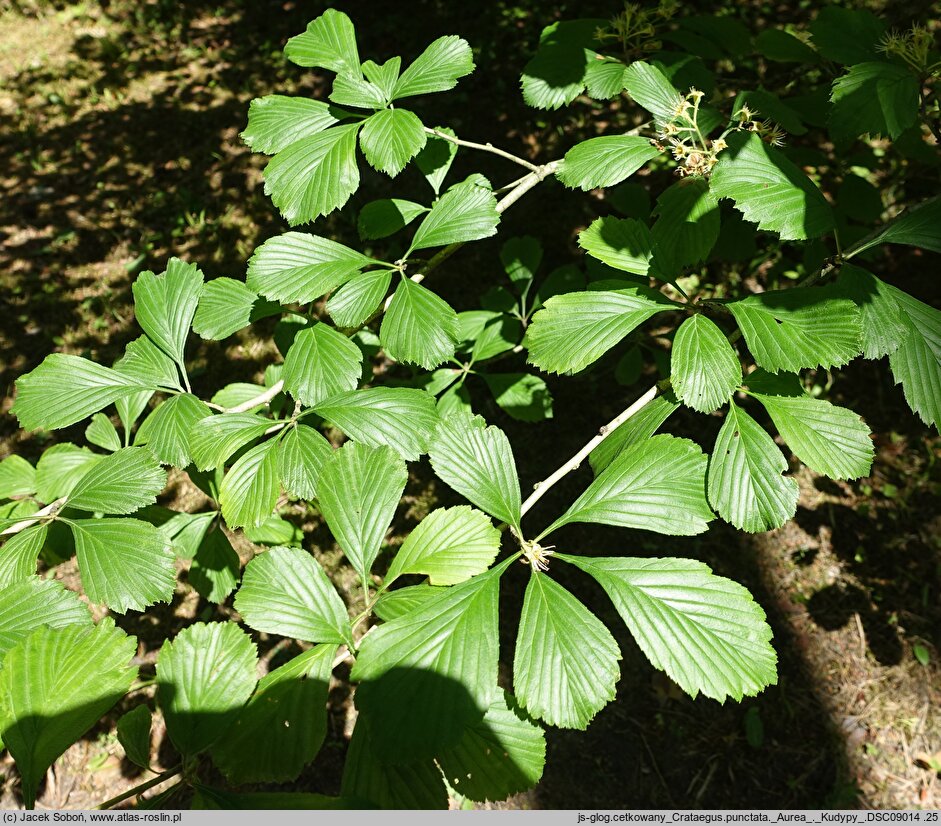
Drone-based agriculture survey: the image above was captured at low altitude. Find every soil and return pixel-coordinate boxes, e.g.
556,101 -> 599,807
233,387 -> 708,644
0,0 -> 939,811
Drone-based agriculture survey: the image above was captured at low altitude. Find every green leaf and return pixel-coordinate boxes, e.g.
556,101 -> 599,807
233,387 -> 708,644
351,564 -> 504,761
218,439 -> 280,529
132,258 -> 203,369
483,373 -> 554,422
341,721 -> 447,809
584,58 -> 628,99
316,442 -> 406,586
363,57 -> 401,101
263,123 -> 361,225
358,199 -> 428,240
886,285 -> 941,430
190,528 -> 240,604
277,424 -> 334,499
710,132 -> 834,240
589,392 -> 680,474
381,278 -> 459,369
0,456 -> 36,499
70,518 -> 176,613
408,182 -> 500,253
359,108 -> 426,177
193,278 -> 262,340
835,265 -> 908,359
13,354 -> 152,432
328,73 -> 387,109
35,443 -> 101,502
156,622 -> 257,759
809,7 -> 885,65
282,323 -> 362,407
438,691 -> 546,803
116,705 -> 152,770
66,447 -> 166,514
830,62 -> 919,142
755,29 -> 820,63
415,126 -> 457,194
247,231 -> 372,305
727,286 -> 861,373
557,136 -> 660,191
751,391 -> 873,479
500,236 -> 542,286
393,35 -> 474,99
115,334 -> 181,390
284,9 -> 360,75
513,573 -> 620,729
373,583 -> 441,621
190,413 -> 273,471
623,61 -> 684,127
85,413 -> 121,453
650,177 -> 721,277
525,287 -> 672,374
243,514 -> 303,548
0,621 -> 136,809
0,527 -> 47,588
242,95 -> 345,154
671,315 -> 742,413
211,645 -> 334,785
135,393 -> 212,468
0,575 -> 91,657
707,404 -> 799,532
386,506 -> 500,586
327,270 -> 392,328
235,546 -> 352,645
847,197 -> 941,257
578,216 -> 655,276
314,387 -> 438,461
560,555 -> 778,701
520,20 -> 604,110
429,413 -> 521,528
544,434 -> 713,538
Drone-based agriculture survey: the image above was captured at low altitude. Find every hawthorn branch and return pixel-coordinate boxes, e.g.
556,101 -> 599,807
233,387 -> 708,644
0,496 -> 67,536
423,127 -> 540,172
520,384 -> 659,518
222,379 -> 285,414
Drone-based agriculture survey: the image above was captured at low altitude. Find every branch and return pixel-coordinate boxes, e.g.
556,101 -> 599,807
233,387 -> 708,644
223,379 -> 285,414
0,496 -> 67,536
424,127 -> 540,172
520,384 -> 659,518
95,765 -> 182,810
382,161 -> 560,311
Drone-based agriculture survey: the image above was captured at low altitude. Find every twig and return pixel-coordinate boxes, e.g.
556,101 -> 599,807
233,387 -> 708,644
95,765 -> 182,810
0,496 -> 67,536
382,161 -> 561,312
223,379 -> 284,414
424,127 -> 540,172
520,384 -> 658,519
